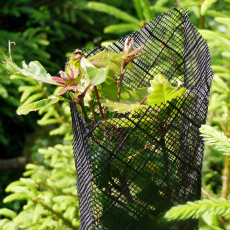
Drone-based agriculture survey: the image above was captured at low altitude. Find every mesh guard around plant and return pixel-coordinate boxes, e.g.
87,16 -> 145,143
70,7 -> 213,230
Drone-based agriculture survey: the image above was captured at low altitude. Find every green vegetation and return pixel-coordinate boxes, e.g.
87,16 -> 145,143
0,0 -> 230,229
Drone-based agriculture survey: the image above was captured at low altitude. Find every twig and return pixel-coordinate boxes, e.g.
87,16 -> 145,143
34,199 -> 75,230
201,187 -> 211,199
0,157 -> 30,172
139,97 -> 147,105
8,40 -> 16,61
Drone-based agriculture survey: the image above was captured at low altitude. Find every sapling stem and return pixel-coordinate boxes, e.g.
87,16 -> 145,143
94,86 -> 105,120
105,110 -> 109,120
140,97 -> 147,105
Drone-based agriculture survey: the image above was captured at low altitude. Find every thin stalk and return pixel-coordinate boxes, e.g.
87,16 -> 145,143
105,110 -> 109,120
140,97 -> 147,105
90,100 -> 97,124
201,187 -> 211,199
221,99 -> 230,198
199,0 -> 205,29
117,62 -> 126,102
94,86 -> 105,120
33,199 -> 75,230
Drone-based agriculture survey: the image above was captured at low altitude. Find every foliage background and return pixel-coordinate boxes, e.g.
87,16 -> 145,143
0,0 -> 230,229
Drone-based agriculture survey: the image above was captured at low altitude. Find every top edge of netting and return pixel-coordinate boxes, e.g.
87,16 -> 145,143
81,7 -> 189,54
72,7 -> 212,94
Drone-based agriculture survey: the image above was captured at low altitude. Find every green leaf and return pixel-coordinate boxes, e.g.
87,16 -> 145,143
201,0 -> 218,16
86,2 -> 140,24
17,98 -> 59,115
147,74 -> 186,107
86,66 -> 108,86
0,208 -> 17,219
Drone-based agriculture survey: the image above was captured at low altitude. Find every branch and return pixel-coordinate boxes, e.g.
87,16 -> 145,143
0,157 -> 30,172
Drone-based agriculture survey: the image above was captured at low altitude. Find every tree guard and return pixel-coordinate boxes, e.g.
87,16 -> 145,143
70,7 -> 213,230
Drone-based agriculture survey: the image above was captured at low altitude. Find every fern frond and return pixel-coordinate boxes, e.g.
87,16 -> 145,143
133,0 -> 144,20
22,92 -> 44,105
165,198 -> 230,221
0,208 -> 17,219
86,2 -> 139,23
104,23 -> 141,34
18,85 -> 40,103
139,0 -> 152,21
215,17 -> 230,25
199,125 -> 230,155
0,219 -> 15,230
3,194 -> 32,203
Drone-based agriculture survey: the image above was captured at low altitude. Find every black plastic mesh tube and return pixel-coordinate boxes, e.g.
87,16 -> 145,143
70,7 -> 213,230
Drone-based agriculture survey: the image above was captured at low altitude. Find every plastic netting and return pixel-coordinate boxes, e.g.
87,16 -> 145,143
70,7 -> 213,230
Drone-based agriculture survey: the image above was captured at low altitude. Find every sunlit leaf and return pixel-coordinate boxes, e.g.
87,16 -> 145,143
147,74 -> 186,107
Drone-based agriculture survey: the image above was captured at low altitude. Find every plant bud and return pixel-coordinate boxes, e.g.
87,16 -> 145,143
123,37 -> 134,55
59,71 -> 70,81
